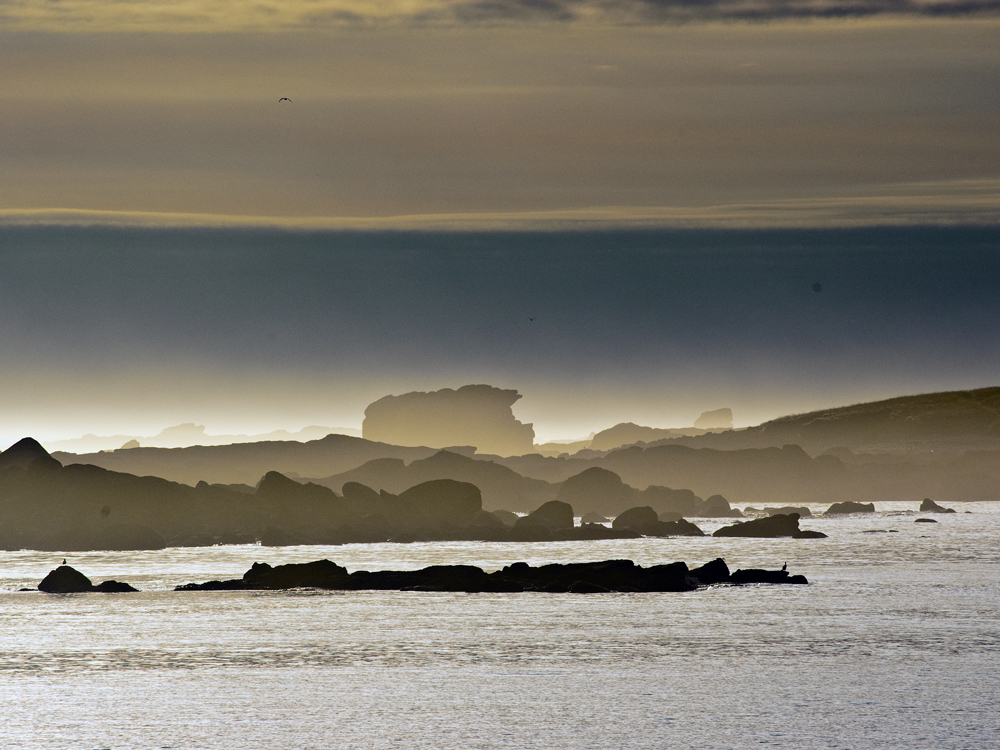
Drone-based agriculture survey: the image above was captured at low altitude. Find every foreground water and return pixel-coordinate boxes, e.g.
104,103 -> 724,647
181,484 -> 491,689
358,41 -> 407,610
2,502 -> 998,749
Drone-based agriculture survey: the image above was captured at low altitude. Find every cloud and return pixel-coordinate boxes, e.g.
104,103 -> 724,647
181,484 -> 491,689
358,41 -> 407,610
4,180 -> 1000,229
1,0 -> 999,32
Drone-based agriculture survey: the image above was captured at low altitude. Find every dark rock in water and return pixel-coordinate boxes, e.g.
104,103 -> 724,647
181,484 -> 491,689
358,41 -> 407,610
38,565 -> 94,593
244,559 -> 350,589
713,513 -> 802,538
793,529 -> 828,538
514,500 -> 574,530
612,506 -> 659,531
568,580 -> 612,594
731,568 -> 808,585
919,498 -> 956,513
581,512 -> 610,524
689,558 -> 730,585
825,501 -> 875,515
93,580 -> 139,592
915,518 -> 938,523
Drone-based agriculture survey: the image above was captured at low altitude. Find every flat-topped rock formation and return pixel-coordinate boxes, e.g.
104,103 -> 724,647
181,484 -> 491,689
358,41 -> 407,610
362,385 -> 535,456
176,557 -> 807,593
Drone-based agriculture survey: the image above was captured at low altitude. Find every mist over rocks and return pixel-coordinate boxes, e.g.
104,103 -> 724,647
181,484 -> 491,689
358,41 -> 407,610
362,385 -> 535,456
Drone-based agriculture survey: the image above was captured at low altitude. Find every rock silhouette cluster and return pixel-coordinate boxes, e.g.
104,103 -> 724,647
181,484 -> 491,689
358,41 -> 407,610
175,557 -> 807,593
37,565 -> 137,593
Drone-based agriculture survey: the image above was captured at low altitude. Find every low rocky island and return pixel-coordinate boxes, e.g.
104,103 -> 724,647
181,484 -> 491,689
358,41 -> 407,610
173,557 -> 807,593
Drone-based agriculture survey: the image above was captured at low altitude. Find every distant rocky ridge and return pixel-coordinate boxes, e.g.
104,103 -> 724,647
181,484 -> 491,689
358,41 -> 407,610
362,384 -> 535,456
42,423 -> 356,454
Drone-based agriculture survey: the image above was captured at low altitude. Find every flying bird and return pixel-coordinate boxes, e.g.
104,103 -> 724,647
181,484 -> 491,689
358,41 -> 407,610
529,317 -> 535,322
278,97 -> 292,102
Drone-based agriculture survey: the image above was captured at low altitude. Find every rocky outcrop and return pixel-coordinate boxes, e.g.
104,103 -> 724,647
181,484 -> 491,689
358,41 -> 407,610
919,498 -> 956,513
362,385 -> 535,456
824,501 -> 875,515
713,513 -> 826,538
37,565 -> 137,593
176,557 -> 807,593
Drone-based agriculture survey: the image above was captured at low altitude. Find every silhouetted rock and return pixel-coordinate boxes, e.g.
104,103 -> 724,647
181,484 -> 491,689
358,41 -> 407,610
694,408 -> 733,429
514,500 -> 575,530
0,437 -> 61,472
38,565 -> 94,593
555,467 -> 635,516
730,568 -> 808,585
713,513 -> 802,538
689,558 -> 730,585
397,479 -> 482,526
362,384 -> 535,456
612,506 -> 659,531
657,511 -> 683,522
919,498 -> 956,513
176,557 -> 807,593
915,518 -> 938,523
581,512 -> 610,524
825,501 -> 875,515
121,439 -> 140,449
93,580 -> 139,592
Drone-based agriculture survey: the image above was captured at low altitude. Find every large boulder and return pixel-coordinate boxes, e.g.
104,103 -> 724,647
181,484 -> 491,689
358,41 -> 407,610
919,498 -> 956,513
641,486 -> 701,516
514,500 -> 574,530
362,384 -> 535,456
38,565 -> 94,593
825,501 -> 875,515
612,506 -> 659,531
555,467 -> 635,516
397,479 -> 483,526
713,513 -> 803,538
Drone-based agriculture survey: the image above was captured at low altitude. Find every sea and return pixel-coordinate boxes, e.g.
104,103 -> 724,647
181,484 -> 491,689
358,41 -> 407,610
2,502 -> 998,750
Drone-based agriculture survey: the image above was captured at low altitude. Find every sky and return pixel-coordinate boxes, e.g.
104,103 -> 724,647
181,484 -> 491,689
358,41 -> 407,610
1,2 -> 999,446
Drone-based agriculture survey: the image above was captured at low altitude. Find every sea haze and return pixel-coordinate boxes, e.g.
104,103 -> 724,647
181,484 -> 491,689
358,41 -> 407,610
1,225 -> 999,442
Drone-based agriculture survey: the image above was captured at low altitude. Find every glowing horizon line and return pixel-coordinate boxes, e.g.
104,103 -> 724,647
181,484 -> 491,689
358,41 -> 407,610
3,189 -> 1000,231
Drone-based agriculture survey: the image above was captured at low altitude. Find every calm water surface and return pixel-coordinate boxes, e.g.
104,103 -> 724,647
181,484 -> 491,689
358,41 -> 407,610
2,502 -> 998,749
